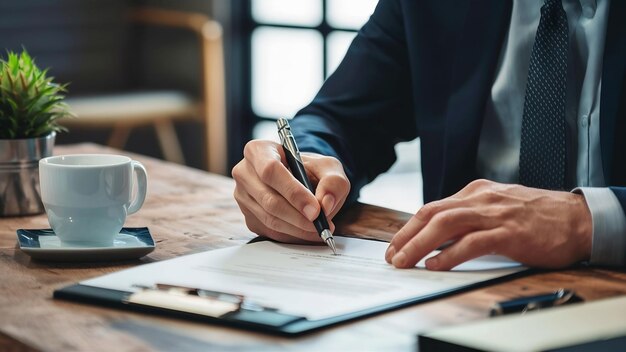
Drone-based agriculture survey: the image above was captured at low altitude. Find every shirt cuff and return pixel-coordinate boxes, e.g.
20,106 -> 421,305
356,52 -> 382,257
573,187 -> 626,266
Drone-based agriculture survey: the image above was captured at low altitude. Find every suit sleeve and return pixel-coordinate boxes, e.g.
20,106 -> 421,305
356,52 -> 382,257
610,187 -> 626,265
290,0 -> 417,204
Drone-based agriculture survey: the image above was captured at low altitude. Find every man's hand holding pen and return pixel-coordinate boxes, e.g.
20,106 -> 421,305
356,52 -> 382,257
232,138 -> 350,246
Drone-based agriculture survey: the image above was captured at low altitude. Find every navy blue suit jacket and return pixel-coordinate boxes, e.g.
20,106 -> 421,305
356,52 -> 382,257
291,0 -> 626,215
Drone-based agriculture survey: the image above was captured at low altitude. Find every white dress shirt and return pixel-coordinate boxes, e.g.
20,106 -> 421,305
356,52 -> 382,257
476,0 -> 626,266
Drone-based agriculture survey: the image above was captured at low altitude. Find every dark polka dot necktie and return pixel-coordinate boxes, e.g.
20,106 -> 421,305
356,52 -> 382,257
519,0 -> 568,190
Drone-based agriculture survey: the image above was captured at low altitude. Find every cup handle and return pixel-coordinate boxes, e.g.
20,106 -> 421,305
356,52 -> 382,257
128,160 -> 148,215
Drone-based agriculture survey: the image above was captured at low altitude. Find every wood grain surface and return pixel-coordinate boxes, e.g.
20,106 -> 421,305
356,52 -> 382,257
1,144 -> 625,352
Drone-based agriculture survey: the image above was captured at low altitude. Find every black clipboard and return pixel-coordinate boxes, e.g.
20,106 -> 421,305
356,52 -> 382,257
53,270 -> 529,336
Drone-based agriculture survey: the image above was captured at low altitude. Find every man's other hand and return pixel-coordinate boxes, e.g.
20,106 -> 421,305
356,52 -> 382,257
232,140 -> 350,243
385,179 -> 592,270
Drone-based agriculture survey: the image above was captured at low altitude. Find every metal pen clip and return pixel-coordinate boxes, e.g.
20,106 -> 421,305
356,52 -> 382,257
490,288 -> 583,317
276,118 -> 303,163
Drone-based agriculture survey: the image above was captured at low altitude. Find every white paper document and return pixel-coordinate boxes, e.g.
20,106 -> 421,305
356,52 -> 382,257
82,237 -> 524,320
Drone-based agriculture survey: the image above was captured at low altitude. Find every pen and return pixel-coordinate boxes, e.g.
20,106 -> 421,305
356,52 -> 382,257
489,288 -> 583,316
276,118 -> 338,255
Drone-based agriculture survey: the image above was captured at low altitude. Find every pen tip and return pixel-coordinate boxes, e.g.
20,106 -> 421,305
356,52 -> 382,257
326,237 -> 338,255
320,229 -> 338,255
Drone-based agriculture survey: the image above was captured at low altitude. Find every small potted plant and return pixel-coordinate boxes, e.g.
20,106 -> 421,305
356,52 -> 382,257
0,49 -> 73,216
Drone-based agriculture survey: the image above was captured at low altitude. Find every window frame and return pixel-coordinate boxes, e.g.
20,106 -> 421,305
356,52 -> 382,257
228,0 -> 365,168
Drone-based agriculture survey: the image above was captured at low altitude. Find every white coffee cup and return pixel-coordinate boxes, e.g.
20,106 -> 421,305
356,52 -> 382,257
39,154 -> 148,246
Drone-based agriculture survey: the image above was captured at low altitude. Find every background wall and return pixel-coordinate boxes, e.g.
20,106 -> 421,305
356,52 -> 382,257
0,0 -> 132,94
0,0 -> 222,170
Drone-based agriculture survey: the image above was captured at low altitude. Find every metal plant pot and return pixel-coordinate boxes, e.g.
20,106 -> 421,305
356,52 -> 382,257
0,133 -> 55,216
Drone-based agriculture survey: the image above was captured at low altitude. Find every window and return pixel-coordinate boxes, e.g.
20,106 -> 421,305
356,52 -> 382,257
249,0 -> 379,140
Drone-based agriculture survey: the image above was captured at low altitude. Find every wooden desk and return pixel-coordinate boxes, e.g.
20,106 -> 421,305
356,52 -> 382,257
1,144 -> 625,351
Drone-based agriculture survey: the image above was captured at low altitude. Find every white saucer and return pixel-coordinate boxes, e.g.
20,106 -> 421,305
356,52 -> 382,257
17,227 -> 156,261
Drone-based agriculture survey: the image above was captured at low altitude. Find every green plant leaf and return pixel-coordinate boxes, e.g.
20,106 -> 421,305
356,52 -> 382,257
0,49 -> 72,138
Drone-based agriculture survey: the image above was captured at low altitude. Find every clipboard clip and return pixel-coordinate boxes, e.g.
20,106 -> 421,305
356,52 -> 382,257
125,283 -> 265,318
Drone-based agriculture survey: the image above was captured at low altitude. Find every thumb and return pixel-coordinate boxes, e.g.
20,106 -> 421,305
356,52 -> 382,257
302,154 -> 350,219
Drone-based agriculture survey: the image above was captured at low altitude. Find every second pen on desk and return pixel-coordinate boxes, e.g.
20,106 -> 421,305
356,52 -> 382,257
276,118 -> 338,255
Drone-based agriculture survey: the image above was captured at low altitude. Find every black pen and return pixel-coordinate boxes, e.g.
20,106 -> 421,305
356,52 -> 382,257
276,118 -> 337,254
489,289 -> 583,316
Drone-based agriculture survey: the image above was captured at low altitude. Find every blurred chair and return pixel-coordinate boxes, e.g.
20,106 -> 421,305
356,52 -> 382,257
63,7 -> 227,174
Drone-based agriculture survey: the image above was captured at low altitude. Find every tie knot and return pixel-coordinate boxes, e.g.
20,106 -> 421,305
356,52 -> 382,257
543,0 -> 564,14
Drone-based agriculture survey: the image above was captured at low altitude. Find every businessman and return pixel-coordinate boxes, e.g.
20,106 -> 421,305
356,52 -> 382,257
232,0 -> 626,270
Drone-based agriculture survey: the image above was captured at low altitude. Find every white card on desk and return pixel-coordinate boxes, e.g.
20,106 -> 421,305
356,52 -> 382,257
419,295 -> 626,352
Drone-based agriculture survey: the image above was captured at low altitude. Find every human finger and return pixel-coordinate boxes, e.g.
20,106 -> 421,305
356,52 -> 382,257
391,208 -> 494,268
386,198 -> 467,263
234,161 -> 316,233
306,156 -> 350,219
424,228 -> 506,271
234,185 -> 320,242
235,193 -> 321,243
244,141 -> 321,222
